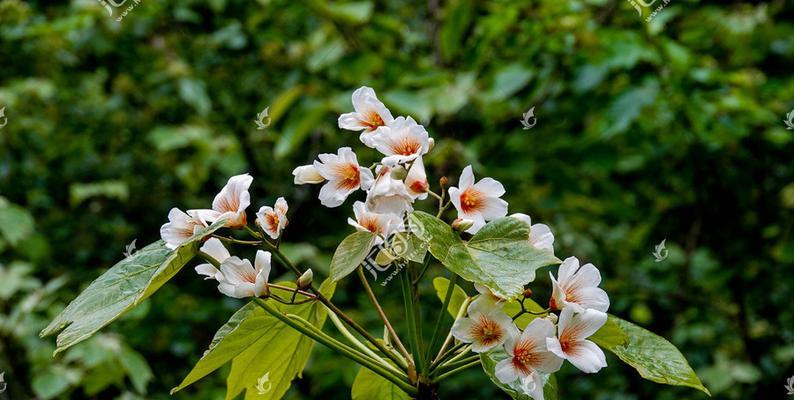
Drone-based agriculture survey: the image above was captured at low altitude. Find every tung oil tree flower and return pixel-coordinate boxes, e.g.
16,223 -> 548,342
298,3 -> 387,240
41,86 -> 711,400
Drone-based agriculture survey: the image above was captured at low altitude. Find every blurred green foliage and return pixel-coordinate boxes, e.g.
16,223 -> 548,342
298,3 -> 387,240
1,0 -> 793,399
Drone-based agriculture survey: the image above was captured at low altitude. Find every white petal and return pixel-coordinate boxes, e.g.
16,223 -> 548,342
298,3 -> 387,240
494,358 -> 521,384
195,263 -> 221,281
557,257 -> 579,284
220,257 -> 256,286
510,213 -> 532,226
338,112 -> 367,131
529,223 -> 555,251
360,167 -> 374,190
292,165 -> 325,184
479,197 -> 509,221
519,372 -> 545,400
473,177 -> 506,197
458,165 -> 475,189
569,262 -> 602,288
200,238 -> 230,263
569,309 -> 608,340
450,317 -> 475,343
464,214 -> 487,234
318,181 -> 352,208
212,173 -> 253,214
565,340 -> 607,373
233,282 -> 256,298
571,287 -> 610,313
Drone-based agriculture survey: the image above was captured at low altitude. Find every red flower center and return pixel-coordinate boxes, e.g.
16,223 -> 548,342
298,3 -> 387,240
459,188 -> 485,214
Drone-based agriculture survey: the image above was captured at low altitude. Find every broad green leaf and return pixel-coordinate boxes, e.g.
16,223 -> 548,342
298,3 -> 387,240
480,350 -> 557,400
225,279 -> 337,400
119,345 -> 153,394
590,314 -> 629,349
502,298 -> 546,329
40,220 -> 226,354
392,232 -> 428,263
603,316 -> 710,396
431,277 -> 468,317
409,212 -> 560,299
0,196 -> 35,245
326,2 -> 373,24
351,365 -> 410,400
330,231 -> 377,282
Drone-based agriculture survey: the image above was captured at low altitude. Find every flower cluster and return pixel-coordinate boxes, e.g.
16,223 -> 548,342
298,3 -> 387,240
451,256 -> 610,399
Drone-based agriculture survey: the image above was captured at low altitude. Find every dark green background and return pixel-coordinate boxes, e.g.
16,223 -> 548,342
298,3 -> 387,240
1,0 -> 793,399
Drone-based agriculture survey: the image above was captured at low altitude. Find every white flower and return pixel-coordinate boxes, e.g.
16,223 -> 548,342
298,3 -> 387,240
510,213 -> 555,252
405,157 -> 429,200
516,372 -> 545,400
347,201 -> 402,238
195,238 -> 230,281
292,165 -> 325,184
495,318 -> 563,398
546,307 -> 607,373
448,165 -> 509,234
365,166 -> 414,215
549,257 -> 609,313
256,197 -> 289,240
371,116 -> 430,166
194,173 -> 253,229
451,300 -> 518,353
217,250 -> 271,298
160,208 -> 207,250
338,86 -> 394,147
313,147 -> 374,208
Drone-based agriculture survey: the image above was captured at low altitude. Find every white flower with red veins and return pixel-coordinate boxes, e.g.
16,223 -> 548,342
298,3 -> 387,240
194,173 -> 253,229
448,165 -> 509,234
217,250 -> 272,299
365,166 -> 414,215
195,238 -> 230,281
338,86 -> 394,147
405,157 -> 429,200
510,213 -> 555,253
313,147 -> 374,208
549,256 -> 609,313
292,165 -> 325,184
470,283 -> 506,310
160,208 -> 207,250
371,116 -> 430,166
256,197 -> 289,239
451,301 -> 519,353
546,307 -> 608,373
495,318 -> 563,399
347,201 -> 402,239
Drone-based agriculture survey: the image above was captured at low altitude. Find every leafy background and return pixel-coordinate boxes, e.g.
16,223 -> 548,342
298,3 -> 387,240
1,0 -> 793,399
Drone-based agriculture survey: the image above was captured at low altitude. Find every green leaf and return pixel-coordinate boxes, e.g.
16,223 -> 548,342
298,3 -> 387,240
0,196 -> 35,245
590,314 -> 629,349
40,220 -> 226,354
325,2 -> 374,24
438,0 -> 474,62
480,350 -> 557,400
351,365 -> 410,400
224,280 -> 336,400
119,345 -> 153,394
409,211 -> 560,299
330,231 -> 377,282
602,316 -> 710,396
431,277 -> 468,317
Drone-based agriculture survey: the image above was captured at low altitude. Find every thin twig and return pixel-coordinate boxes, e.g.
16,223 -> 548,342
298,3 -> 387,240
357,267 -> 413,364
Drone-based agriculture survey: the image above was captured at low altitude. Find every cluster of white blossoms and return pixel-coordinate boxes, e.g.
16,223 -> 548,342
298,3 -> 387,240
159,173 -> 286,298
451,255 -> 610,399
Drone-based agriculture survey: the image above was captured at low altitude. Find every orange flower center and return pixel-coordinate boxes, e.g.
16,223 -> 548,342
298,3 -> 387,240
471,315 -> 504,347
511,340 -> 538,375
265,212 -> 279,232
362,111 -> 385,131
335,163 -> 361,190
358,216 -> 382,234
409,179 -> 429,194
390,136 -> 422,156
459,188 -> 485,214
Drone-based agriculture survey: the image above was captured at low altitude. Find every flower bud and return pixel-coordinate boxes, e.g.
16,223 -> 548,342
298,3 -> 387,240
452,218 -> 474,232
390,165 -> 408,180
439,176 -> 449,187
427,138 -> 435,153
523,288 -> 533,298
292,165 -> 324,184
297,269 -> 313,290
546,313 -> 558,324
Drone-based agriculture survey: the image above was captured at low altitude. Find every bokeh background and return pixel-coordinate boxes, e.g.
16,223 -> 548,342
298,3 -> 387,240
1,0 -> 794,399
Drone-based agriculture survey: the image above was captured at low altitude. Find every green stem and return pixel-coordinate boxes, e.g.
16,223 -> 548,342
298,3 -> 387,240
433,354 -> 479,377
252,299 -> 417,396
357,267 -> 412,366
326,310 -> 403,376
425,274 -> 457,366
262,240 -> 408,370
400,266 -> 426,374
212,235 -> 262,246
432,296 -> 471,365
432,359 -> 481,382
